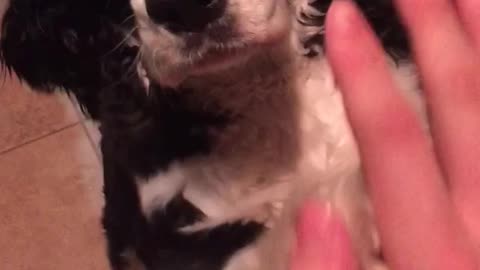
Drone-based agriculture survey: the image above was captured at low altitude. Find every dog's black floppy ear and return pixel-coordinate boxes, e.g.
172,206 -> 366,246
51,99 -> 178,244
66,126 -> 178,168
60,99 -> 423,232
0,0 -> 135,119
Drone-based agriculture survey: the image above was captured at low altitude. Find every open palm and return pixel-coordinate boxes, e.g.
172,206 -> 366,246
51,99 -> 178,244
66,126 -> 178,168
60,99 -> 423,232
293,0 -> 480,269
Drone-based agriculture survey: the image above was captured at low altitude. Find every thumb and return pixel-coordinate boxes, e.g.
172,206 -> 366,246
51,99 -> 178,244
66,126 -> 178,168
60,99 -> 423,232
290,201 -> 358,270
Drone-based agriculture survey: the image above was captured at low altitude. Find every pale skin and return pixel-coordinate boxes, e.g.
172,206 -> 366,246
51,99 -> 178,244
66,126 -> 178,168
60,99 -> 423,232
291,0 -> 480,269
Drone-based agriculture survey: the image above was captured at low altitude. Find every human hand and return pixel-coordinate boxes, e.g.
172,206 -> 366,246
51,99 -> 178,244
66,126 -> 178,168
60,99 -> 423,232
323,0 -> 480,269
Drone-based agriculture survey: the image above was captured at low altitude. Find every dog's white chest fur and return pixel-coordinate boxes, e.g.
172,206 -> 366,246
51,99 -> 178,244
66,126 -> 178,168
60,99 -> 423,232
137,46 -> 422,269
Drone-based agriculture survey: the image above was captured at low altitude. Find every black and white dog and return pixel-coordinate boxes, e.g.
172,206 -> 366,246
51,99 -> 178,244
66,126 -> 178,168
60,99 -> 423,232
1,0 -> 421,269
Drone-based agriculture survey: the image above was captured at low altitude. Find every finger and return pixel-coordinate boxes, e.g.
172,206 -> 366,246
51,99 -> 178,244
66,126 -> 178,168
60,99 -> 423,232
455,0 -> 480,50
325,2 -> 477,270
394,0 -> 480,211
291,201 -> 357,270
393,0 -> 472,65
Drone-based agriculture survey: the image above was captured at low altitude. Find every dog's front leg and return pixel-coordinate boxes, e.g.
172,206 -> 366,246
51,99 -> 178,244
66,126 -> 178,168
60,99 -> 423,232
101,141 -> 147,270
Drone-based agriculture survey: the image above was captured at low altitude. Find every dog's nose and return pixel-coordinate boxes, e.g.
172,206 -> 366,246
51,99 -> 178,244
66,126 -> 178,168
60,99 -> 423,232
145,0 -> 225,32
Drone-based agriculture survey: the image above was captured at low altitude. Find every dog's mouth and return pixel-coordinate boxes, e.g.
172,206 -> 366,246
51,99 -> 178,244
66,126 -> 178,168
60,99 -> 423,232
131,0 -> 290,87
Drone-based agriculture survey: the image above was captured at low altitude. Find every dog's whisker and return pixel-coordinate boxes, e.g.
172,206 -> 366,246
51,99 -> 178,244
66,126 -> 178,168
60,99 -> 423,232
121,14 -> 136,25
103,26 -> 139,57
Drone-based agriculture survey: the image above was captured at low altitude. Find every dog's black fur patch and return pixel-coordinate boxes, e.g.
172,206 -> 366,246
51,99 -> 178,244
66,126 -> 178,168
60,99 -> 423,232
0,0 -> 136,118
1,1 -> 409,269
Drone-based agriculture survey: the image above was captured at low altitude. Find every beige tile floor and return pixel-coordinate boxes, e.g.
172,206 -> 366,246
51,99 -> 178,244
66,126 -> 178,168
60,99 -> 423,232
0,75 -> 109,269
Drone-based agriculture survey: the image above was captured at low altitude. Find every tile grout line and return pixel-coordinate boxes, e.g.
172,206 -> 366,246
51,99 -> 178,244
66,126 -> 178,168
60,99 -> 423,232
0,92 -> 84,157
0,122 -> 80,156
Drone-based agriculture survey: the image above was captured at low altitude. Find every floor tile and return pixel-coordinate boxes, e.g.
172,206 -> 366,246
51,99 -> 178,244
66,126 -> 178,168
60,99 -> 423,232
0,76 -> 79,153
0,125 -> 108,270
